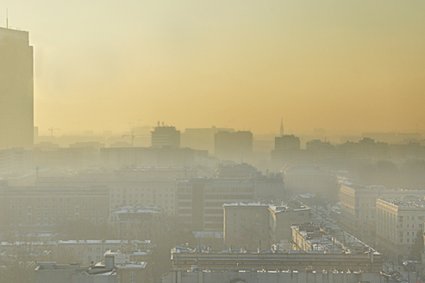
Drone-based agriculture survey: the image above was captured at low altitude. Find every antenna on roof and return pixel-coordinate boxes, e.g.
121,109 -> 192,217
280,117 -> 284,136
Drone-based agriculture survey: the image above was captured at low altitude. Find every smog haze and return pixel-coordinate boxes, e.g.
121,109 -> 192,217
2,0 -> 425,135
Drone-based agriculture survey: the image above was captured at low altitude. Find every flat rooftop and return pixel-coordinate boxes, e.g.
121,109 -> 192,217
292,223 -> 379,255
378,197 -> 425,209
223,202 -> 270,208
0,27 -> 29,44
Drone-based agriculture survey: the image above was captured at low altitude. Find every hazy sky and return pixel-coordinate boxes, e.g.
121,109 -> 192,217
1,0 -> 425,135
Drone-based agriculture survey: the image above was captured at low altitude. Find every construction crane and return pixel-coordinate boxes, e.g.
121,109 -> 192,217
48,127 -> 60,138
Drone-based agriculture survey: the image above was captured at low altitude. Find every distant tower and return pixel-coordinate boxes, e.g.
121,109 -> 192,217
279,118 -> 284,136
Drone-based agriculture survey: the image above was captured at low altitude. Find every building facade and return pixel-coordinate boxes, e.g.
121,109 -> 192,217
0,27 -> 34,149
0,185 -> 109,233
269,203 -> 311,243
375,197 -> 425,258
176,171 -> 284,232
223,203 -> 271,251
110,206 -> 162,240
177,178 -> 254,231
338,184 -> 381,242
151,125 -> 180,149
338,183 -> 425,245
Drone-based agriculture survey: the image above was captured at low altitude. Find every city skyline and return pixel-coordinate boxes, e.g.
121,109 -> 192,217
2,3 -> 425,283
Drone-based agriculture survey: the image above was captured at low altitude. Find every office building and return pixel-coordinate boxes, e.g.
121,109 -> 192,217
177,178 -> 254,231
271,134 -> 300,161
338,183 -> 425,244
0,27 -> 34,148
151,124 -> 180,148
176,166 -> 284,232
223,201 -> 310,250
339,183 -> 377,240
375,197 -> 425,258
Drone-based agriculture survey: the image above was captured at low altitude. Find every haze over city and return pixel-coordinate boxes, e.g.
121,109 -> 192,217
2,0 -> 425,135
2,2 -> 425,283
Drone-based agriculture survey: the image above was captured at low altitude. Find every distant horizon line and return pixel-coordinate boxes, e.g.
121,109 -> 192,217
34,127 -> 425,138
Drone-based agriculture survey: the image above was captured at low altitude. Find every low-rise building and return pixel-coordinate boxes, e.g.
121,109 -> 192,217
110,206 -> 162,240
162,270 -> 393,283
170,245 -> 383,272
35,250 -> 150,283
291,223 -> 343,253
291,223 -> 378,257
0,240 -> 153,266
269,202 -> 311,243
